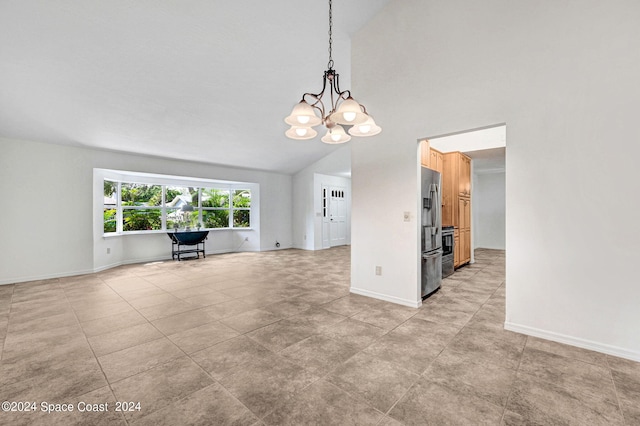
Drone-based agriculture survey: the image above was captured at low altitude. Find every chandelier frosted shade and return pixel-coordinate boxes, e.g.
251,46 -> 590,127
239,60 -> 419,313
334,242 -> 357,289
348,116 -> 382,137
321,125 -> 351,144
285,125 -> 318,140
328,97 -> 369,125
284,101 -> 322,127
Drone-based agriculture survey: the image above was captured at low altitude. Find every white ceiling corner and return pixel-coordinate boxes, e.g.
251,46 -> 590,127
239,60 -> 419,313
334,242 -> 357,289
0,0 -> 392,174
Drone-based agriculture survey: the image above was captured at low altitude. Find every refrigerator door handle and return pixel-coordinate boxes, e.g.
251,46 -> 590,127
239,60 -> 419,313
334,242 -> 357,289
436,185 -> 441,232
430,185 -> 440,236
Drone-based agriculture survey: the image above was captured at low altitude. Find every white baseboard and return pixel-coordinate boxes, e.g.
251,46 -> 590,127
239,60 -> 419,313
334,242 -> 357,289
121,255 -> 171,266
350,286 -> 422,308
505,321 -> 640,362
0,249 -> 259,286
93,261 -> 125,273
0,267 -> 97,286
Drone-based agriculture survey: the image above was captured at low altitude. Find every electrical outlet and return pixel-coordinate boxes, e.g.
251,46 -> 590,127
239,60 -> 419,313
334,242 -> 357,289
403,211 -> 410,222
375,266 -> 382,275
106,248 -> 111,254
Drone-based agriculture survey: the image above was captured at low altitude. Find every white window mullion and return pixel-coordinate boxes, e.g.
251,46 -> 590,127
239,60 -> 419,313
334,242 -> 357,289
161,185 -> 166,230
197,188 -> 202,227
116,181 -> 123,234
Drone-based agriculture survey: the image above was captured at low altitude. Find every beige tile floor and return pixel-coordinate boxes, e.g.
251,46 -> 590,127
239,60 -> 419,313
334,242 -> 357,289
0,247 -> 638,425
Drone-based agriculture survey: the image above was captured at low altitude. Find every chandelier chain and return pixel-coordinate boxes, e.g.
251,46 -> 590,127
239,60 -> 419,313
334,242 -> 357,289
327,0 -> 334,69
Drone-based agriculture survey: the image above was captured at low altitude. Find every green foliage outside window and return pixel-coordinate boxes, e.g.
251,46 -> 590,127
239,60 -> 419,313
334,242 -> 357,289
104,180 -> 116,198
104,180 -> 117,233
121,183 -> 162,206
232,190 -> 251,227
103,209 -> 117,233
233,190 -> 251,207
233,210 -> 250,227
201,189 -> 231,228
203,210 -> 229,228
123,209 -> 162,231
202,189 -> 229,208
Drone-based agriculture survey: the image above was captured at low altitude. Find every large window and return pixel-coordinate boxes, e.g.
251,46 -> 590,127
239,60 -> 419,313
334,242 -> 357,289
103,179 -> 252,234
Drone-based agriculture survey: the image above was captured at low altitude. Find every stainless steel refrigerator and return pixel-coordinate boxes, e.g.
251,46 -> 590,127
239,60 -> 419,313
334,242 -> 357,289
421,167 -> 443,298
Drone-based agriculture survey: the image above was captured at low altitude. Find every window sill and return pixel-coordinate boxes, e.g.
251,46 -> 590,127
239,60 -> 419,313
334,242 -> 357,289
103,228 -> 253,238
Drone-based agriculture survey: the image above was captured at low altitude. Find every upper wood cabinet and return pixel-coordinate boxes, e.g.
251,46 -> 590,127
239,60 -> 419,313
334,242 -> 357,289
442,154 -> 457,227
430,149 -> 444,174
420,140 -> 430,168
419,140 -> 444,174
459,155 -> 471,197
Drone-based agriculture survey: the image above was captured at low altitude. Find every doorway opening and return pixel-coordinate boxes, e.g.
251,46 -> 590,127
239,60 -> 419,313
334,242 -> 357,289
420,124 -> 506,269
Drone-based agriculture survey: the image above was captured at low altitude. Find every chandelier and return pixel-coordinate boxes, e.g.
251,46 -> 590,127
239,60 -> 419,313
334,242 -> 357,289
284,0 -> 381,144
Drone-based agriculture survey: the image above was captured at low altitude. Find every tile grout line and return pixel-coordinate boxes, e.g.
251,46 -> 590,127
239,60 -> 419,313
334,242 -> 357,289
499,334 -> 528,424
382,260 -> 502,423
0,283 -> 16,362
60,276 -> 130,426
98,277 -> 229,423
236,309 -> 375,421
70,272 -> 217,422
605,356 -> 629,425
103,268 -> 266,423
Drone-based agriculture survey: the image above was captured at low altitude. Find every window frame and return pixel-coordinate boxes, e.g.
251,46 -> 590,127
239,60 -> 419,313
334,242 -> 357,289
100,172 -> 255,236
120,182 -> 164,232
230,189 -> 252,228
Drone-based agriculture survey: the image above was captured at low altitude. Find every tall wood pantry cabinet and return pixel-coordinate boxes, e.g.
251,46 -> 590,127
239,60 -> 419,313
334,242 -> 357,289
442,151 -> 472,268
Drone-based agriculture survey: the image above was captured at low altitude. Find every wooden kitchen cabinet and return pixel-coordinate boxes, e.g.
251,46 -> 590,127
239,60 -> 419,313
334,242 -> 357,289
443,151 -> 472,268
459,155 -> 471,197
458,197 -> 471,231
454,228 -> 460,268
458,197 -> 471,264
429,148 -> 444,174
420,140 -> 444,174
420,140 -> 430,168
441,154 -> 457,227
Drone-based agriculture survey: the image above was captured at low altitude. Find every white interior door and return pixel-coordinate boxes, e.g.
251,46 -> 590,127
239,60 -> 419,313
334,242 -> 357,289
329,186 -> 347,247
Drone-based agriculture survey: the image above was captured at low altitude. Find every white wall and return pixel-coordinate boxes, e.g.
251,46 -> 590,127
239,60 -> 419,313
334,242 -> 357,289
473,171 -> 505,250
0,137 -> 293,284
292,147 -> 351,250
352,0 -> 640,360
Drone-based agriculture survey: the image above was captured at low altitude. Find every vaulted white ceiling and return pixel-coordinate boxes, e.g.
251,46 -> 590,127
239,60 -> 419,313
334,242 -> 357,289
0,0 -> 391,174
